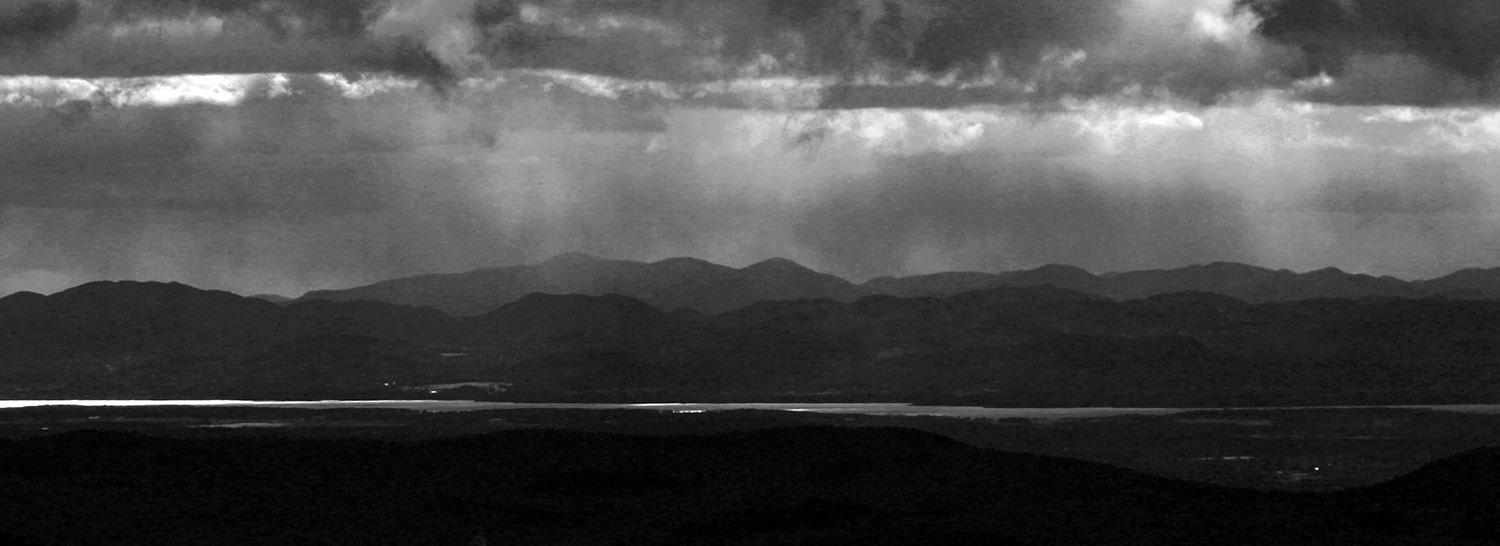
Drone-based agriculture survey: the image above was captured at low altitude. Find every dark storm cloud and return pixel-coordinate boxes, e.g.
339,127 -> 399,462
104,0 -> 376,36
0,73 -> 711,295
17,0 -> 1500,106
9,1 -> 1500,298
5,82 -> 1500,293
0,0 -> 460,83
0,0 -> 1300,104
1245,0 -> 1500,104
0,68 -> 681,217
484,0 -> 1299,104
0,1 -> 82,49
907,1 -> 1108,73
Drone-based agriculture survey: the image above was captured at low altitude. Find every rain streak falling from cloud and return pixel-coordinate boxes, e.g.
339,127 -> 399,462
2,0 -> 1500,296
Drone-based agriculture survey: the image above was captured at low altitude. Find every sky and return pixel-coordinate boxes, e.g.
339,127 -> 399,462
3,0 -> 1500,297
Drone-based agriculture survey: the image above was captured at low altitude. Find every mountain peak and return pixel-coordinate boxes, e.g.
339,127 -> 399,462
477,292 -> 667,338
57,280 -> 199,297
1196,261 -> 1265,272
249,294 -> 293,304
741,257 -> 814,274
653,256 -> 714,266
1433,267 -> 1500,281
1031,263 -> 1094,275
0,290 -> 45,302
650,256 -> 726,272
539,252 -> 611,267
1008,264 -> 1099,283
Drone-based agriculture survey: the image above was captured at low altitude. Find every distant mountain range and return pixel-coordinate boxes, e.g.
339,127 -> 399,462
5,271 -> 1500,406
299,254 -> 1500,315
299,253 -> 866,316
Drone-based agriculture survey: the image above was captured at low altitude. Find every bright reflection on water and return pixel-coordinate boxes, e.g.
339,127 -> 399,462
2,400 -> 1500,419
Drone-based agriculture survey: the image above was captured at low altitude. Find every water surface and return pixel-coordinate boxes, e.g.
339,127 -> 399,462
3,400 -> 1498,420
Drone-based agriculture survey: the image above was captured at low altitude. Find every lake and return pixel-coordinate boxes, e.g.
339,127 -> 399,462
3,400 -> 1499,420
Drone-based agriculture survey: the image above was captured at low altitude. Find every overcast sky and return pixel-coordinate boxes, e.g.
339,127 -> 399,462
4,0 -> 1500,297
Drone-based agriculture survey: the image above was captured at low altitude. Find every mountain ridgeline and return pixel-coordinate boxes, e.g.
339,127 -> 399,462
4,255 -> 1500,405
299,253 -> 867,316
300,254 -> 1500,316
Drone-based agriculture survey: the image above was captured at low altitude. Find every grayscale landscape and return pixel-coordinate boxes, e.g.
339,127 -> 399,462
3,1 -> 1500,544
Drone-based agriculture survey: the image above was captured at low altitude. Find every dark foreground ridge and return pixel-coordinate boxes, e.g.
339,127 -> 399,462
1,426 -> 1496,546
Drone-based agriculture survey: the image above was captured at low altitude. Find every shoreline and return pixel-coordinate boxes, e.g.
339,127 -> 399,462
4,399 -> 1500,416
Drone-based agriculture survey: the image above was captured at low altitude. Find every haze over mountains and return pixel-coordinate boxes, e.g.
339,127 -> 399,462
299,253 -> 1500,315
9,3 -> 1500,542
5,255 -> 1500,405
12,0 -> 1500,322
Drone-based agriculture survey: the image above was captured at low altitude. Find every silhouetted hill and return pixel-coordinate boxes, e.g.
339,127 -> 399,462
0,282 -> 469,398
301,256 -> 1500,317
1005,263 -> 1108,292
248,293 -> 293,305
1106,261 -> 1293,299
1346,446 -> 1500,539
0,290 -> 45,307
0,427 -> 1496,545
0,282 -> 463,360
9,276 -> 1500,405
862,271 -> 1008,297
594,256 -> 745,313
1367,447 -> 1500,503
301,253 -> 869,315
864,261 -> 1456,302
589,256 -> 867,314
0,281 -> 289,359
228,335 -> 449,399
648,286 -> 1500,406
297,253 -> 643,317
1421,267 -> 1500,298
470,292 -> 671,341
287,299 -> 459,343
736,257 -> 868,305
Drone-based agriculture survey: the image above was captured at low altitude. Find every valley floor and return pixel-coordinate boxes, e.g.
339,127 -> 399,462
2,411 -> 1499,545
3,404 -> 1498,491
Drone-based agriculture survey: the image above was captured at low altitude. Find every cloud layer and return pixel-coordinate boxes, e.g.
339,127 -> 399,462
6,0 -> 1494,105
4,1 -> 1500,296
5,71 -> 1500,294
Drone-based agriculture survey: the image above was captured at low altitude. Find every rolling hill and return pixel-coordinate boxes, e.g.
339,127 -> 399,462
6,275 -> 1500,406
0,427 -> 1495,545
303,255 -> 1500,318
